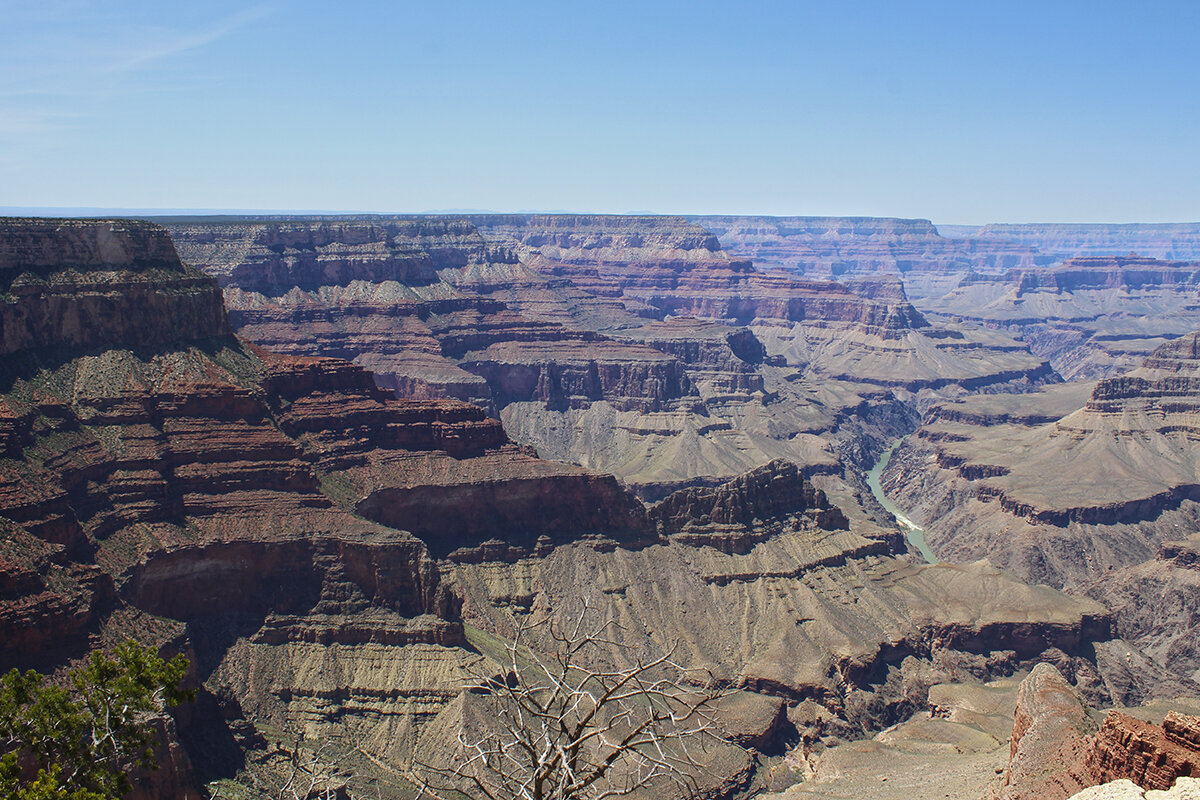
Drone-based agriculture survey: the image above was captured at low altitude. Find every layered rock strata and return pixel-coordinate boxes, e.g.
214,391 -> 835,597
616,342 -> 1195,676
993,666 -> 1200,800
1,218 -> 229,354
962,224 -> 1200,263
0,217 -> 1172,799
0,218 -> 675,792
170,216 -> 1048,502
692,215 -> 1047,289
919,256 -> 1200,379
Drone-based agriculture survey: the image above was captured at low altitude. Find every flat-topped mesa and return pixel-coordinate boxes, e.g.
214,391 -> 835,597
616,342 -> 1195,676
633,269 -> 932,337
468,213 -> 726,267
952,255 -> 1200,297
1073,333 -> 1200,426
0,218 -> 230,355
1015,256 -> 1200,293
649,460 -> 849,550
694,215 -> 956,274
163,216 -> 488,294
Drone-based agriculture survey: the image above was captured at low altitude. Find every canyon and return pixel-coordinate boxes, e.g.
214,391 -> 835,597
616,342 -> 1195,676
165,214 -> 1054,503
3,213 -> 1200,799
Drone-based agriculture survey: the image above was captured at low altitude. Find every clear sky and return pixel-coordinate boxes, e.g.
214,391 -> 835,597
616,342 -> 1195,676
2,0 -> 1198,223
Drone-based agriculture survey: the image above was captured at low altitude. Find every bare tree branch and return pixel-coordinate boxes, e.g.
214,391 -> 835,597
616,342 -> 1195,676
411,602 -> 733,800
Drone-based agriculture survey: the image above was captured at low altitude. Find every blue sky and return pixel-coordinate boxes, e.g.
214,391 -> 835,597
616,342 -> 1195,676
1,0 -> 1197,222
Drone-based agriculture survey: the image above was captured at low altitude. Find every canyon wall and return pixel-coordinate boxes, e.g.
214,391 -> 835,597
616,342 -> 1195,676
167,215 -> 1053,502
918,256 -> 1200,379
880,335 -> 1200,694
0,217 -> 1138,798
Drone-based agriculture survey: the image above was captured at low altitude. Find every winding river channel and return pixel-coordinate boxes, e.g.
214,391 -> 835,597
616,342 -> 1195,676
865,436 -> 939,563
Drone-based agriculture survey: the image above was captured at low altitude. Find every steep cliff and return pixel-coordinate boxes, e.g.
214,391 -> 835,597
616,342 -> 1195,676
990,664 -> 1099,800
992,667 -> 1200,800
164,216 -> 486,294
919,256 -> 1200,380
1,218 -> 229,354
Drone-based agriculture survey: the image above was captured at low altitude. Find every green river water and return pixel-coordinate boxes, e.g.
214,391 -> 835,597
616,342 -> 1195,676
865,436 -> 938,563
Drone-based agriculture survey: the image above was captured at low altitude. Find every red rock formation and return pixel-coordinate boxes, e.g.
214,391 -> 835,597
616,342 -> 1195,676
991,664 -> 1099,800
1088,712 -> 1200,791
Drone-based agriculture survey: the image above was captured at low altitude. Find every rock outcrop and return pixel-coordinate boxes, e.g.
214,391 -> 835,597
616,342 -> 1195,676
699,217 -> 1200,318
994,666 -> 1200,800
1067,777 -> 1200,800
648,459 -> 848,550
991,664 -> 1098,800
1089,712 -> 1200,791
1,218 -> 229,355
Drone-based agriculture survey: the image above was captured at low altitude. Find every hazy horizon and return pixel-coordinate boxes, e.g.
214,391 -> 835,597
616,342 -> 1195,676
5,206 -> 1200,229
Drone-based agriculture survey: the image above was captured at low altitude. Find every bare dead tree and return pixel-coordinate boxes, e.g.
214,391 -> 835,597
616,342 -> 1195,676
271,736 -> 353,800
412,604 -> 732,800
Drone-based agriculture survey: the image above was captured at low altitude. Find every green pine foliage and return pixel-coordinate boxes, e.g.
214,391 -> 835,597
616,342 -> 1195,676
0,641 -> 193,800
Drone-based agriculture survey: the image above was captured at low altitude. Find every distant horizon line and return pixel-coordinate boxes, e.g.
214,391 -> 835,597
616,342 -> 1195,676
3,206 -> 1200,228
